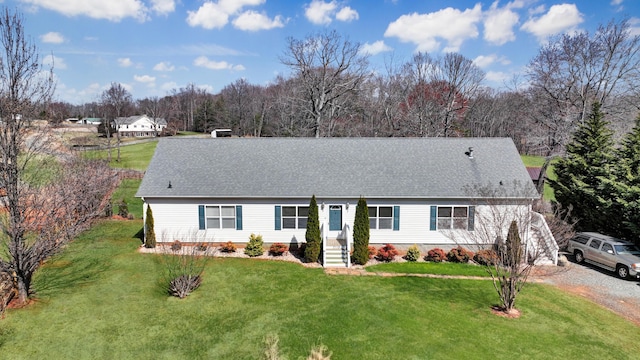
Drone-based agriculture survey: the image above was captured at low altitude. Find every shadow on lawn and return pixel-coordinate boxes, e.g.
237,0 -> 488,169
33,254 -> 113,298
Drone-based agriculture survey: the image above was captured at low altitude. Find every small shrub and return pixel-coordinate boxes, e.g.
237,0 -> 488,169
447,246 -> 473,263
220,241 -> 237,253
425,248 -> 446,262
244,233 -> 264,257
117,198 -> 129,218
170,240 -> 182,252
269,242 -> 289,256
474,249 -> 498,266
127,213 -> 135,220
376,244 -> 399,262
196,243 -> 208,251
405,244 -> 421,262
368,245 -> 377,259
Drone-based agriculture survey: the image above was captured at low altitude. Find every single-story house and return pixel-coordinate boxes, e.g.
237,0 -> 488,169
136,137 -> 558,267
114,115 -> 167,137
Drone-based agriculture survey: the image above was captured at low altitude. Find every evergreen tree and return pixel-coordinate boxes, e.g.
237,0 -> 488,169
304,195 -> 321,263
352,197 -> 370,265
610,114 -> 640,242
549,102 -> 616,232
144,205 -> 156,248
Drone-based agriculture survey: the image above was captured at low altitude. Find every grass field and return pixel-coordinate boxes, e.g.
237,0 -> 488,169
2,220 -> 639,359
83,140 -> 158,171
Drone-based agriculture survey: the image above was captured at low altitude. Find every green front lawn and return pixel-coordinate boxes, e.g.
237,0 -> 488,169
1,220 -> 638,359
366,261 -> 491,277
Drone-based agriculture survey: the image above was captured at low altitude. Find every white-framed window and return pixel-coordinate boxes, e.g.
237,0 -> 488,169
369,206 -> 393,229
437,206 -> 470,230
205,205 -> 236,229
281,206 -> 308,229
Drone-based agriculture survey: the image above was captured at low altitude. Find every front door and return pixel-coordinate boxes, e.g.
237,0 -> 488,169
329,205 -> 343,231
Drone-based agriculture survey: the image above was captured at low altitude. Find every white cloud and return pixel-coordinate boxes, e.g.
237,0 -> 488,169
384,4 -> 482,52
305,0 -> 337,25
43,54 -> 67,70
483,1 -> 520,45
118,58 -> 133,67
233,11 -> 285,31
336,6 -> 358,22
485,70 -> 511,84
473,54 -> 510,68
186,0 -> 267,29
194,56 -> 245,71
304,0 -> 358,25
153,61 -> 175,72
41,31 -> 65,44
134,74 -> 156,83
360,40 -> 392,55
521,4 -> 584,41
151,0 -> 175,15
22,0 -> 148,22
186,2 -> 229,29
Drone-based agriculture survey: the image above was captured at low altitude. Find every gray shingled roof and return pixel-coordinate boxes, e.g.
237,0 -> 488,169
136,137 -> 539,199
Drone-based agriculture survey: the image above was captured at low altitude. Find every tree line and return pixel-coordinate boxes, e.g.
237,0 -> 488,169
46,18 -> 640,156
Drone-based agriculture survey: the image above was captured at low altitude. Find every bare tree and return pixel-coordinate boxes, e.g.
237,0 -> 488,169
101,82 -> 132,161
0,9 -> 118,307
527,18 -> 640,154
280,30 -> 370,137
446,182 -> 558,315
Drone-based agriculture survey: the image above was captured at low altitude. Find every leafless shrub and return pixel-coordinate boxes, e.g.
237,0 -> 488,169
159,231 -> 209,299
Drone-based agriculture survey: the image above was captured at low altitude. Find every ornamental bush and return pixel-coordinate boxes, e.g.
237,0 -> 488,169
220,241 -> 237,253
352,197 -> 370,265
447,246 -> 473,263
144,205 -> 156,248
376,244 -> 399,262
425,248 -> 446,262
304,195 -> 321,263
244,233 -> 264,257
368,245 -> 377,259
405,244 -> 421,262
170,240 -> 182,252
474,249 -> 498,266
269,242 -> 288,256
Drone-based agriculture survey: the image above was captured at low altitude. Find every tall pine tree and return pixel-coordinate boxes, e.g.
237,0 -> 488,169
352,197 -> 370,265
610,114 -> 640,242
549,102 -> 616,233
304,195 -> 321,263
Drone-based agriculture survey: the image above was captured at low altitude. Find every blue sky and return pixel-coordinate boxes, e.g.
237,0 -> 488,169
9,0 -> 640,105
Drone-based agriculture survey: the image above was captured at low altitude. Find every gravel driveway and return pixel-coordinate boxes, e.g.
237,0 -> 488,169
533,253 -> 640,326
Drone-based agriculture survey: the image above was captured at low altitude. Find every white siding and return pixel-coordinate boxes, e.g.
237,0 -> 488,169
142,197 -> 532,249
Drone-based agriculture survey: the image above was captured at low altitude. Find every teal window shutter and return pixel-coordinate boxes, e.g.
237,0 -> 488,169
468,206 -> 475,231
236,205 -> 243,230
275,206 -> 281,230
393,206 -> 400,231
198,205 -> 205,230
430,206 -> 437,231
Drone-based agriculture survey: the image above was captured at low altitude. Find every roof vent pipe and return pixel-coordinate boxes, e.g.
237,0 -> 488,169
465,147 -> 474,159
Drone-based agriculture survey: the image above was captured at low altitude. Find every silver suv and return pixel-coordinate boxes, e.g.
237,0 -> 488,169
567,232 -> 640,279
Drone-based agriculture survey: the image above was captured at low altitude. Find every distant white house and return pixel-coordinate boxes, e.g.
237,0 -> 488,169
136,137 -> 559,267
114,115 -> 167,137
